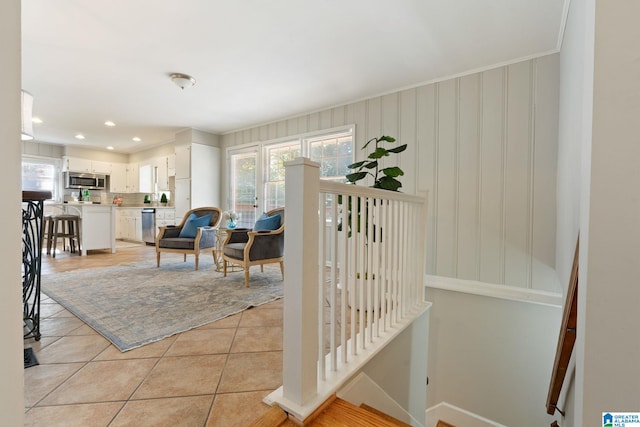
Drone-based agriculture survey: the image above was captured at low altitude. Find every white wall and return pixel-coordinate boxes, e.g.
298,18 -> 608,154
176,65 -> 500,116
577,0 -> 640,424
222,55 -> 561,293
426,287 -> 561,427
1,0 -> 26,425
555,0 -> 594,423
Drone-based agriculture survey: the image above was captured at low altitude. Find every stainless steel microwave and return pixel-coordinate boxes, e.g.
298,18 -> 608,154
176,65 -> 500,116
64,172 -> 106,190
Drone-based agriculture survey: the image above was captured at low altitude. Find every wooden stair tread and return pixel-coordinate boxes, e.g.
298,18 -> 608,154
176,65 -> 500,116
249,405 -> 297,427
436,421 -> 457,427
359,403 -> 411,427
309,397 -> 403,426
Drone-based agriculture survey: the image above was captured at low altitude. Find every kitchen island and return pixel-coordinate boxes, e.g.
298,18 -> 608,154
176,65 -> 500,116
55,203 -> 117,255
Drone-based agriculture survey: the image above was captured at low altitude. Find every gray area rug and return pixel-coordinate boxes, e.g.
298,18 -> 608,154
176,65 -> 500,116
41,260 -> 283,352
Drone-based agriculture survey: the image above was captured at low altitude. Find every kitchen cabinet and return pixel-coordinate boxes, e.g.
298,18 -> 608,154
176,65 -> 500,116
110,163 -> 128,193
155,208 -> 175,237
109,162 -> 140,194
138,163 -> 153,194
63,157 -> 111,174
116,208 -> 142,241
126,163 -> 139,193
63,204 -> 117,255
156,156 -> 169,191
167,153 -> 176,177
173,143 -> 220,219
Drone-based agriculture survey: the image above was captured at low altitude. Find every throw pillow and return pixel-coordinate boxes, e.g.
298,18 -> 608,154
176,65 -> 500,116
179,213 -> 212,238
253,212 -> 281,231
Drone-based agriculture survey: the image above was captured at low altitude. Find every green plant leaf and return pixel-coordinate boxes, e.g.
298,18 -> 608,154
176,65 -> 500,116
362,137 -> 377,149
379,135 -> 396,143
387,144 -> 407,153
364,161 -> 378,169
382,166 -> 404,177
368,147 -> 389,159
375,176 -> 402,191
346,171 -> 368,183
347,160 -> 367,169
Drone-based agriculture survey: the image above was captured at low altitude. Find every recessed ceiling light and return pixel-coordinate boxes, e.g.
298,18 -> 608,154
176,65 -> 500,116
75,134 -> 85,140
132,137 -> 141,142
106,146 -> 114,150
104,121 -> 116,127
32,117 -> 43,124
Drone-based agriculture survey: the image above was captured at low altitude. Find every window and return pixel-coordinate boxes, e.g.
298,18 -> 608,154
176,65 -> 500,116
228,126 -> 354,216
307,132 -> 353,183
263,141 -> 301,212
22,158 -> 58,200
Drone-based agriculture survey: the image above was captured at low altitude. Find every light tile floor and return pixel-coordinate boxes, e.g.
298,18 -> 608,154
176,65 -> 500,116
24,244 -> 282,427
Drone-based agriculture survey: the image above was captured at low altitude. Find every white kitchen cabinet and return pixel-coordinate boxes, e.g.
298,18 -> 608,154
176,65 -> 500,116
155,208 -> 176,237
116,208 -> 142,241
126,163 -> 139,193
63,157 -> 92,173
110,163 -> 128,193
173,143 -> 220,220
174,145 -> 191,179
167,153 -> 176,177
63,157 -> 111,174
91,160 -> 111,174
156,156 -> 169,191
138,163 -> 153,194
63,204 -> 116,255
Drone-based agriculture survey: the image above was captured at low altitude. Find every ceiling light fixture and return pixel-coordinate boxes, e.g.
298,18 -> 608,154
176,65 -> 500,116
170,73 -> 196,90
32,117 -> 43,124
75,134 -> 85,140
21,90 -> 34,141
132,137 -> 141,142
104,121 -> 116,127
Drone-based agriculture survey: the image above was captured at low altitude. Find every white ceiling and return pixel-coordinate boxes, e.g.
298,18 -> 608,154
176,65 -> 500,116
22,0 -> 568,154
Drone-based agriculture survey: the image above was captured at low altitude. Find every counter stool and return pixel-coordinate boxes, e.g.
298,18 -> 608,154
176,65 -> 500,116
45,214 -> 81,257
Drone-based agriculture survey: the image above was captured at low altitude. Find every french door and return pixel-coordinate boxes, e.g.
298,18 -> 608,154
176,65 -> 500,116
228,147 -> 259,228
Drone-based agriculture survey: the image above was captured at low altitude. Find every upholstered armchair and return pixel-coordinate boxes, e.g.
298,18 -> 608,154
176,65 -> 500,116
222,208 -> 284,287
156,207 -> 222,270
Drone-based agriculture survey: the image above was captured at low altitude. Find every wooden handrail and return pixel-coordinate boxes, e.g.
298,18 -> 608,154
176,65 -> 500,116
546,236 -> 579,415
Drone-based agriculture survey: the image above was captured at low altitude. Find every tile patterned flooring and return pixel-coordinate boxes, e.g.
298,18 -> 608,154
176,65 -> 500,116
24,243 -> 282,427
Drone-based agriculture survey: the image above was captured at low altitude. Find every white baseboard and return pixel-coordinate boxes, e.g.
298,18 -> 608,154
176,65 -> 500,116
426,402 -> 507,427
425,275 -> 563,308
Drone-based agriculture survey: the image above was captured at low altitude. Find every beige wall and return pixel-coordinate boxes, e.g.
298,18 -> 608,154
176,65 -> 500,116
222,55 -> 561,292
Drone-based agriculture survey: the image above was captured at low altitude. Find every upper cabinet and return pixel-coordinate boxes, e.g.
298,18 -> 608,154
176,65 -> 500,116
109,163 -> 128,193
155,156 -> 169,191
63,157 -> 111,174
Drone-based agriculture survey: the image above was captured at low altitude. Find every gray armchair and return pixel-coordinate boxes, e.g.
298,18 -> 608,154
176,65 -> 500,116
222,208 -> 284,287
156,207 -> 222,270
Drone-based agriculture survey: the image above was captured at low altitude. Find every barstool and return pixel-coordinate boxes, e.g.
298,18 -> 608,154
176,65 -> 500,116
45,214 -> 81,257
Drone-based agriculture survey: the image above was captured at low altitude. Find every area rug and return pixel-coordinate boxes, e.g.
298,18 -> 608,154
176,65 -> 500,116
41,260 -> 283,352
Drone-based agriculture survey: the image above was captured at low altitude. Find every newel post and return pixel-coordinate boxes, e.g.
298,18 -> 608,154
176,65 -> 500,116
283,157 -> 320,406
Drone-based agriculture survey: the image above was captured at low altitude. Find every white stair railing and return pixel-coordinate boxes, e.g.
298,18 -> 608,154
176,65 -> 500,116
265,157 -> 429,421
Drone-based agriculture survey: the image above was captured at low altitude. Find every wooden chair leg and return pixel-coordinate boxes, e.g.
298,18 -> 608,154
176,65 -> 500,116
183,254 -> 187,262
157,252 -> 161,267
223,260 -> 227,277
244,269 -> 250,287
279,261 -> 284,280
195,254 -> 199,271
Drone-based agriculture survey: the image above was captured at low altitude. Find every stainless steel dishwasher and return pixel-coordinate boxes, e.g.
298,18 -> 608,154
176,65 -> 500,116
141,208 -> 156,245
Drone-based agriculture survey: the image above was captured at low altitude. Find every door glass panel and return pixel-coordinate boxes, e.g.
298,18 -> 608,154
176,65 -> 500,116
229,150 -> 257,228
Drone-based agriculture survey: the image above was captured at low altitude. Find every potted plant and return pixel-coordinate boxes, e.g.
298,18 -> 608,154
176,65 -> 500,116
339,135 -> 407,309
143,194 -> 151,204
160,193 -> 168,206
345,135 -> 406,191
